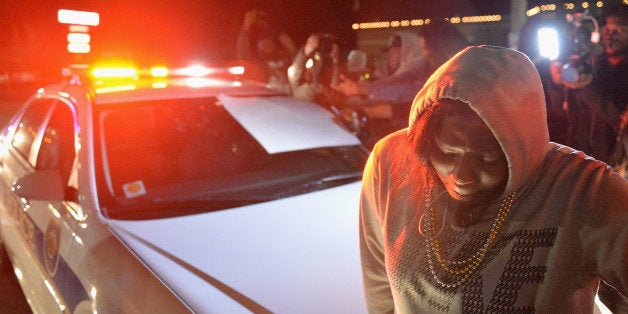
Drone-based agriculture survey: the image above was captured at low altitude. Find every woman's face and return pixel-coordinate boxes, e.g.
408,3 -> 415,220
429,110 -> 508,207
418,36 -> 429,60
386,46 -> 401,74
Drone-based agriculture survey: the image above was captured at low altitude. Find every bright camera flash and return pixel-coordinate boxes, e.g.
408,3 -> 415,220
538,28 -> 559,60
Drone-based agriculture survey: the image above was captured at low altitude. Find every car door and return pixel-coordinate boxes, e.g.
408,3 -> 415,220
0,96 -> 83,313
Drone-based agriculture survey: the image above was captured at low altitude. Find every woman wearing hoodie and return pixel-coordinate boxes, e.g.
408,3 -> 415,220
359,46 -> 627,313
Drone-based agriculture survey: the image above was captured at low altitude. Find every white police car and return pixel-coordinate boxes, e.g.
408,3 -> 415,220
0,64 -> 369,313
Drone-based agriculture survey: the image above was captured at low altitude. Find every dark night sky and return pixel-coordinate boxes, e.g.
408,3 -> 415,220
0,0 -> 356,70
0,0 -> 514,72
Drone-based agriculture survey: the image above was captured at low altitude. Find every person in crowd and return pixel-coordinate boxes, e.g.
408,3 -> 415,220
236,9 -> 296,94
332,31 -> 425,119
359,45 -> 627,313
287,32 -> 341,106
344,49 -> 373,83
545,4 -> 627,176
417,19 -> 471,81
338,49 -> 375,110
517,17 -> 572,145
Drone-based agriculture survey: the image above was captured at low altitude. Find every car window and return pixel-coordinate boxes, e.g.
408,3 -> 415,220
12,100 -> 54,163
94,97 -> 368,219
35,102 -> 76,186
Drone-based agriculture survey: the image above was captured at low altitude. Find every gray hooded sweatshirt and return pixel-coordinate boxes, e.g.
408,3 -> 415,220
359,46 -> 627,313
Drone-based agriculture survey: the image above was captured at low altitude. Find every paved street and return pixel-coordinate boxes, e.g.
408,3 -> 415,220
1,243 -> 31,313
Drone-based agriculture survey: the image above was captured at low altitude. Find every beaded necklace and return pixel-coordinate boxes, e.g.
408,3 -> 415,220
421,178 -> 517,289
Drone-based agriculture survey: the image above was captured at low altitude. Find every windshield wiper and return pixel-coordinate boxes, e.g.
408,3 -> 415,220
109,198 -> 262,220
273,172 -> 362,199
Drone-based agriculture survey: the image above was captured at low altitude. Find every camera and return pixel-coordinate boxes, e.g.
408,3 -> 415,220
303,33 -> 337,87
313,33 -> 337,56
538,11 -> 600,84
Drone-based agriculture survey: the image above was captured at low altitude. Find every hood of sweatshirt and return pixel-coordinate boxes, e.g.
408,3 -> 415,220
408,45 -> 550,195
377,31 -> 424,78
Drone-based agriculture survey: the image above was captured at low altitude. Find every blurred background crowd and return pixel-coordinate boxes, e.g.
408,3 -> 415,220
0,0 -> 626,174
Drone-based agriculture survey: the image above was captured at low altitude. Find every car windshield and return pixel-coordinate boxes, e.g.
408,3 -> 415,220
94,97 -> 368,220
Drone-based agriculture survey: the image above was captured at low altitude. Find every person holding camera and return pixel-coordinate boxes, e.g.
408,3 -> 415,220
236,9 -> 296,94
287,32 -> 341,106
545,4 -> 627,176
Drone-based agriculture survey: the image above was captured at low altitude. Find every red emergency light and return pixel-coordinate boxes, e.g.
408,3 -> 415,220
58,9 -> 100,26
58,9 -> 99,54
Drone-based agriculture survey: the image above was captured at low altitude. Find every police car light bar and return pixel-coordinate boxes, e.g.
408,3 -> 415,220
58,9 -> 100,26
81,65 -> 246,82
91,68 -> 138,78
176,65 -> 213,77
229,66 -> 245,75
172,65 -> 245,77
150,67 -> 169,77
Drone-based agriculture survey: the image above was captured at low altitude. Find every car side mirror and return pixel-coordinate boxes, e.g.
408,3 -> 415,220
12,169 -> 64,201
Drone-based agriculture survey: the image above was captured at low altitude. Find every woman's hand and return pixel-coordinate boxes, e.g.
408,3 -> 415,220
332,75 -> 367,97
303,34 -> 320,56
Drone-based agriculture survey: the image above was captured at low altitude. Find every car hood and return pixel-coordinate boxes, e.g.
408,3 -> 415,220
103,181 -> 367,313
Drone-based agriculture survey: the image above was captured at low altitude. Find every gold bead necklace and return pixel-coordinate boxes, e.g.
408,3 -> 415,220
422,178 -> 517,288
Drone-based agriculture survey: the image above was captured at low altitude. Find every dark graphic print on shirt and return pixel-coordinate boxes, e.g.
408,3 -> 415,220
392,228 -> 558,313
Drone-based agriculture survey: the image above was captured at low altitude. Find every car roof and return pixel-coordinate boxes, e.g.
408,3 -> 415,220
90,76 -> 281,104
